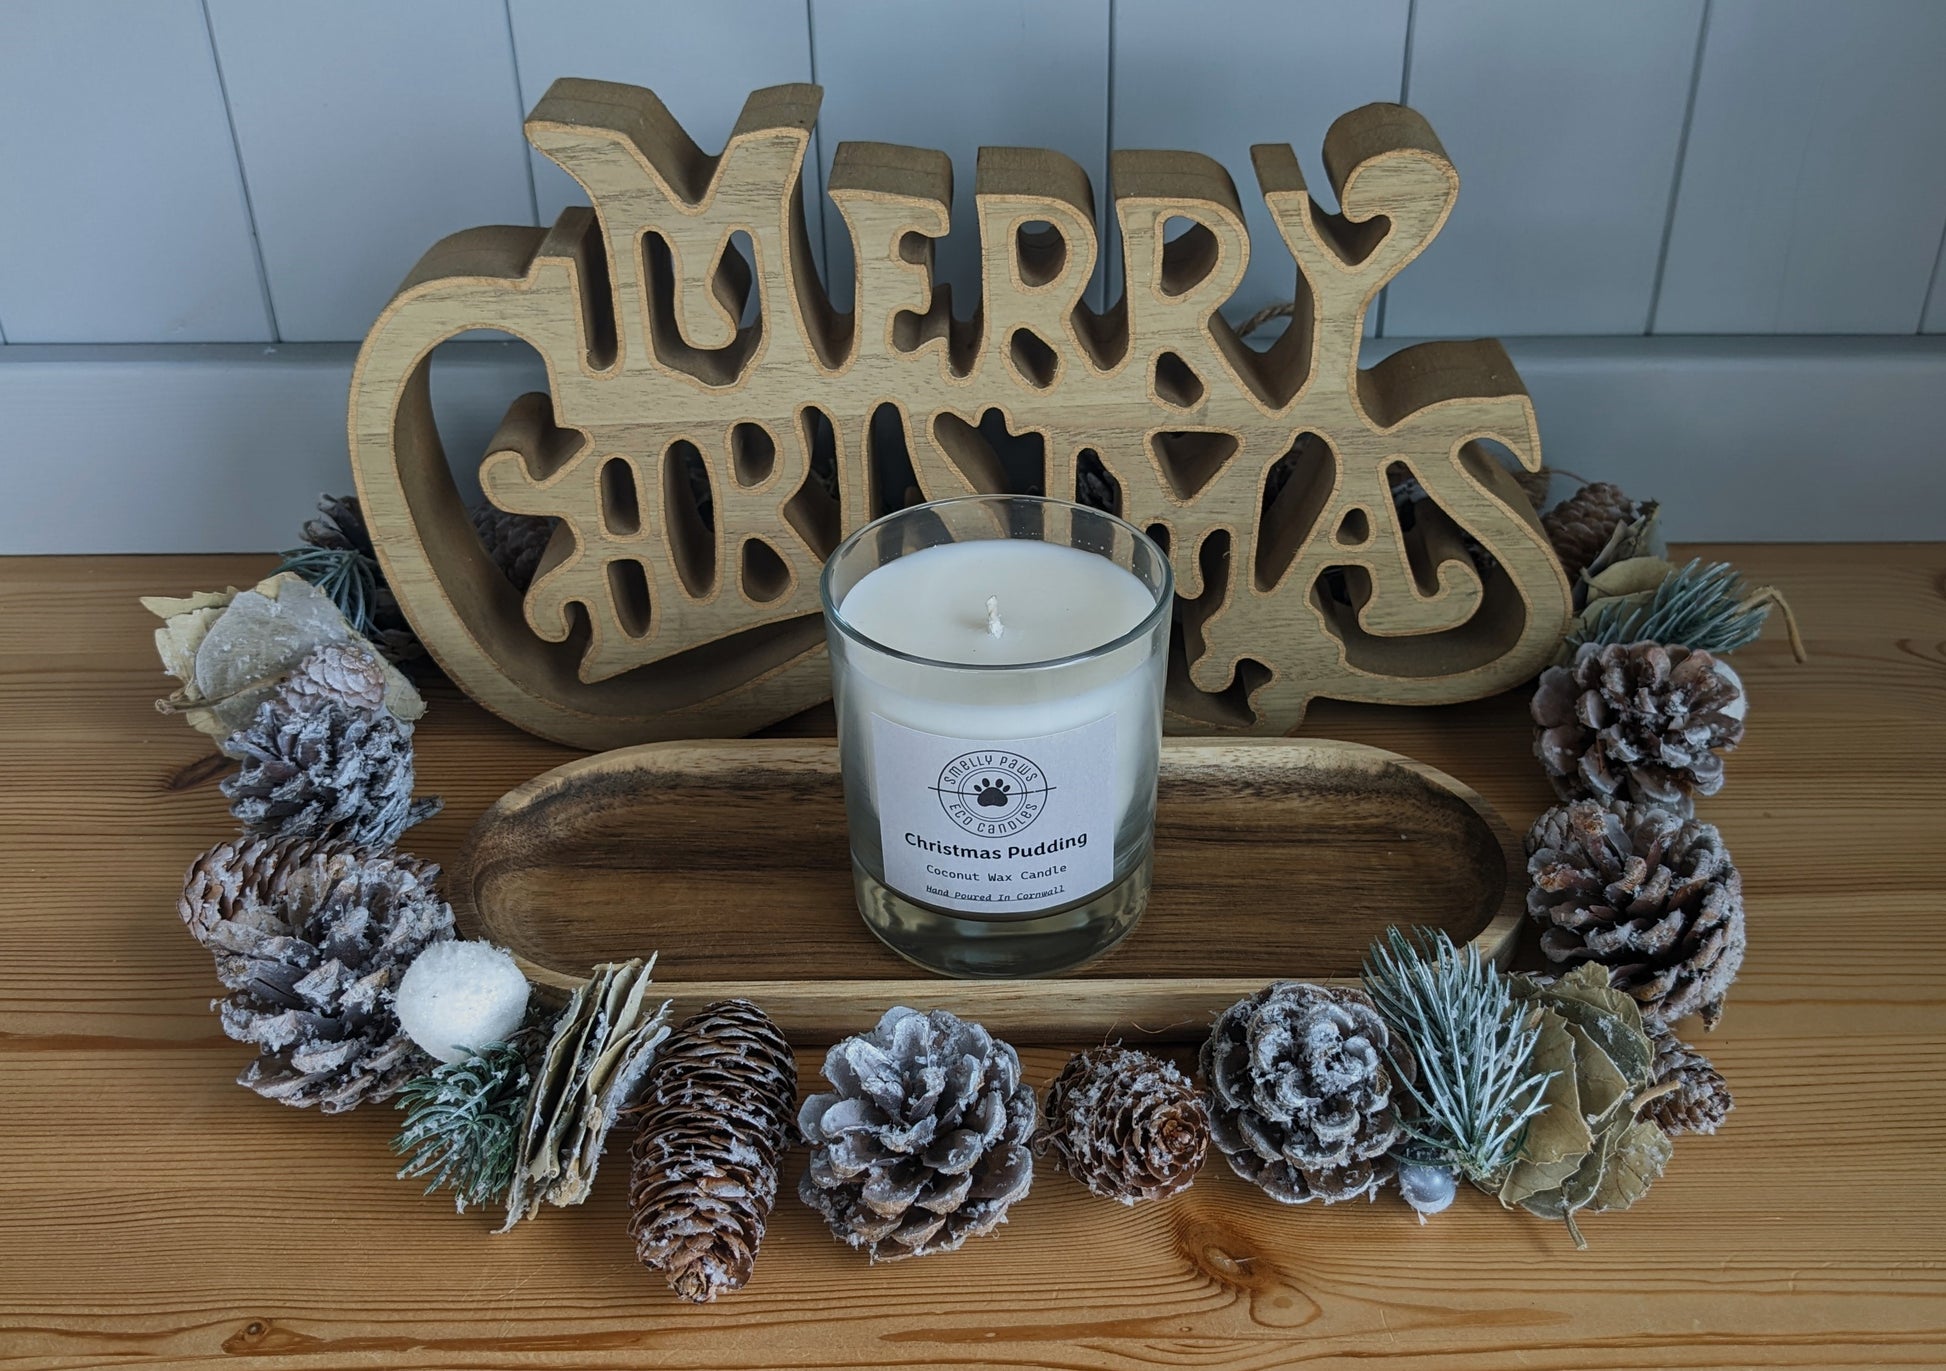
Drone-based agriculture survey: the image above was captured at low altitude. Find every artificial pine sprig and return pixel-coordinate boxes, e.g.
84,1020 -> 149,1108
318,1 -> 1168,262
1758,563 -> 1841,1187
392,1039 -> 530,1213
1569,557 -> 1803,659
277,544 -> 383,638
1362,927 -> 1554,1187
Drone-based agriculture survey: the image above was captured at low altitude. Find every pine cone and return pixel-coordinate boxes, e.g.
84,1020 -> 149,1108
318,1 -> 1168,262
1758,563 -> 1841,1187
628,1000 -> 797,1302
1645,1023 -> 1734,1135
1527,799 -> 1746,1029
797,1006 -> 1036,1261
1532,641 -> 1743,814
1201,983 -> 1406,1204
1034,1046 -> 1208,1204
1511,464 -> 1552,511
471,504 -> 556,592
180,837 -> 454,1110
221,648 -> 440,848
277,641 -> 388,713
1543,482 -> 1643,580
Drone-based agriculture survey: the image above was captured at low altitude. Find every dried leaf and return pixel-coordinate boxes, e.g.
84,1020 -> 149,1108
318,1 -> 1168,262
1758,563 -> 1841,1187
1583,556 -> 1674,604
1562,1021 -> 1631,1129
144,573 -> 423,737
1589,1118 -> 1672,1213
1496,1012 -> 1591,1207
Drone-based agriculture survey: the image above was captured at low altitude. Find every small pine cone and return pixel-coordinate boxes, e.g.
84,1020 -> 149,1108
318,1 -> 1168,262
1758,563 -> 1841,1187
1543,481 -> 1642,580
1201,983 -> 1406,1204
182,838 -> 454,1110
277,642 -> 388,714
1527,799 -> 1746,1029
221,650 -> 440,848
1532,641 -> 1743,814
1034,1046 -> 1208,1204
471,504 -> 556,592
1645,1023 -> 1734,1135
628,1001 -> 797,1303
798,1007 -> 1036,1261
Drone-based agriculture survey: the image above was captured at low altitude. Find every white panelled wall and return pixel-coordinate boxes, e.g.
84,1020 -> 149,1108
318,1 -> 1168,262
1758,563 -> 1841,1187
1,0 -> 1943,549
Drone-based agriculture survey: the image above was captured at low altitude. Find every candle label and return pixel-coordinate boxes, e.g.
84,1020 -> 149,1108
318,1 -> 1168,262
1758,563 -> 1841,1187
872,714 -> 1117,915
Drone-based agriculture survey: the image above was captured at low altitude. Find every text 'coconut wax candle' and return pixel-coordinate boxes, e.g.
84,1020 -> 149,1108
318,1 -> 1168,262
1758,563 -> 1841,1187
820,495 -> 1172,977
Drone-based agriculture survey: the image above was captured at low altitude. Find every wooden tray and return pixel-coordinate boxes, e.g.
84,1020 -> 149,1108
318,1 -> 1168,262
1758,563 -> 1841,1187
452,737 -> 1525,1043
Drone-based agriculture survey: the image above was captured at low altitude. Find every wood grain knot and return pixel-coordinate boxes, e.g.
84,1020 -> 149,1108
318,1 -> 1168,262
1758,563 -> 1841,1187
1172,1208 -> 1321,1329
223,1319 -> 319,1355
164,751 -> 231,793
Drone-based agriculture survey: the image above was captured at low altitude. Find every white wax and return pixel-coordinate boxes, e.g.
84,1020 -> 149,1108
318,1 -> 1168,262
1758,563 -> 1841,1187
832,538 -> 1165,913
839,541 -> 1155,666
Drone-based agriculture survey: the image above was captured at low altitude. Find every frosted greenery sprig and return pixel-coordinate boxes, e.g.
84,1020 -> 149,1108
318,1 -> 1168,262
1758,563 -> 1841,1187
1362,927 -> 1553,1186
1569,557 -> 1784,656
278,544 -> 382,638
392,1039 -> 530,1213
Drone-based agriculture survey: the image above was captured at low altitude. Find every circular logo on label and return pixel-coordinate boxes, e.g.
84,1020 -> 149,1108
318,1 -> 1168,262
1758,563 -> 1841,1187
932,750 -> 1054,838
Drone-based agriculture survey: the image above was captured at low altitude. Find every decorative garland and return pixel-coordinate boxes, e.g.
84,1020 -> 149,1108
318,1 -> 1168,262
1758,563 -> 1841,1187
148,477 -> 1782,1298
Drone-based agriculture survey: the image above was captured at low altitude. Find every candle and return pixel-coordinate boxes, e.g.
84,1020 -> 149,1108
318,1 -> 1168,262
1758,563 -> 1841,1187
821,496 -> 1172,978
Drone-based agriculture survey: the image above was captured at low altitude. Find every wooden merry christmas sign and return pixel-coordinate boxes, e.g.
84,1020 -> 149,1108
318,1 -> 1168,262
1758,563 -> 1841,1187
350,79 -> 1569,750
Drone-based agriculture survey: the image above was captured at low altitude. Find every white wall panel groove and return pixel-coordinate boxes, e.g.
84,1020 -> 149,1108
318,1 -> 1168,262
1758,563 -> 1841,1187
508,0 -> 824,274
0,0 -> 271,343
808,0 -> 1112,312
1382,0 -> 1706,338
207,0 -> 537,343
1655,0 -> 1946,335
1112,0 -> 1410,329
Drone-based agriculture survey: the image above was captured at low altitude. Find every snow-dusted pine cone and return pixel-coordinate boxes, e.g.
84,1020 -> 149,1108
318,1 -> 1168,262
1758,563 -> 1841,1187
471,504 -> 556,592
220,646 -> 440,848
1645,1023 -> 1734,1135
276,641 -> 388,714
1527,799 -> 1747,1029
1034,1046 -> 1208,1204
1543,482 -> 1643,580
1532,641 -> 1743,814
1201,983 -> 1406,1204
797,1007 -> 1036,1261
628,1000 -> 797,1302
180,837 -> 454,1110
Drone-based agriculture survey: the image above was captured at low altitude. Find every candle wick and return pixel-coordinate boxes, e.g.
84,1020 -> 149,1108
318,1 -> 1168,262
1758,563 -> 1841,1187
985,595 -> 1004,638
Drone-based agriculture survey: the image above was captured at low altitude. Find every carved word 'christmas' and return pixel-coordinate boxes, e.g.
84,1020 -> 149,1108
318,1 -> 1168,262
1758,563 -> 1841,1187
350,79 -> 1569,750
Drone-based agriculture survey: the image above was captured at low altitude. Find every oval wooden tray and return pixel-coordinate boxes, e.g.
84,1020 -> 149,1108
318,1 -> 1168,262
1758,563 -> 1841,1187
452,737 -> 1523,1043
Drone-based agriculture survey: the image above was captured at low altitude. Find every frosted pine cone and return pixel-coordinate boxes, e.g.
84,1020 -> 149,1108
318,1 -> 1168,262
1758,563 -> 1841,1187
1034,1046 -> 1209,1204
221,646 -> 440,848
471,504 -> 556,591
1201,983 -> 1406,1204
628,1000 -> 797,1302
1527,799 -> 1746,1029
181,837 -> 454,1110
276,641 -> 388,714
1532,641 -> 1743,814
798,1007 -> 1036,1261
1543,482 -> 1643,581
1645,1023 -> 1734,1135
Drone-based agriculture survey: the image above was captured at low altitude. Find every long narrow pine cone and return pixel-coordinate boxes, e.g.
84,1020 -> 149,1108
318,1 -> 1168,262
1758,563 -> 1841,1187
1645,1023 -> 1734,1135
1034,1046 -> 1209,1204
798,1007 -> 1036,1261
627,1000 -> 797,1303
1527,798 -> 1747,1029
1532,640 -> 1743,815
1201,983 -> 1407,1204
180,836 -> 454,1110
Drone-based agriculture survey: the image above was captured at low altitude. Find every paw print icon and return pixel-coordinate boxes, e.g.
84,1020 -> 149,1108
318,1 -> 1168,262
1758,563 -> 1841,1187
933,751 -> 1052,834
974,777 -> 1011,808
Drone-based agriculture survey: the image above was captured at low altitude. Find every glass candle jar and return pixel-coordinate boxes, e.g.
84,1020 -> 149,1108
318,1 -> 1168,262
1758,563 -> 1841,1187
820,495 -> 1173,977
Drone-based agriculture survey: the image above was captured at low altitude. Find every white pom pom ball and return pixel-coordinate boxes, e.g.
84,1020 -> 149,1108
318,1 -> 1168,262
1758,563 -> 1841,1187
394,940 -> 531,1064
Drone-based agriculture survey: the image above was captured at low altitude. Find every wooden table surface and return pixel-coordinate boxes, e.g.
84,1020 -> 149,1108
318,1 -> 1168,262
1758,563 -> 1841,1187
2,546 -> 1941,1371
